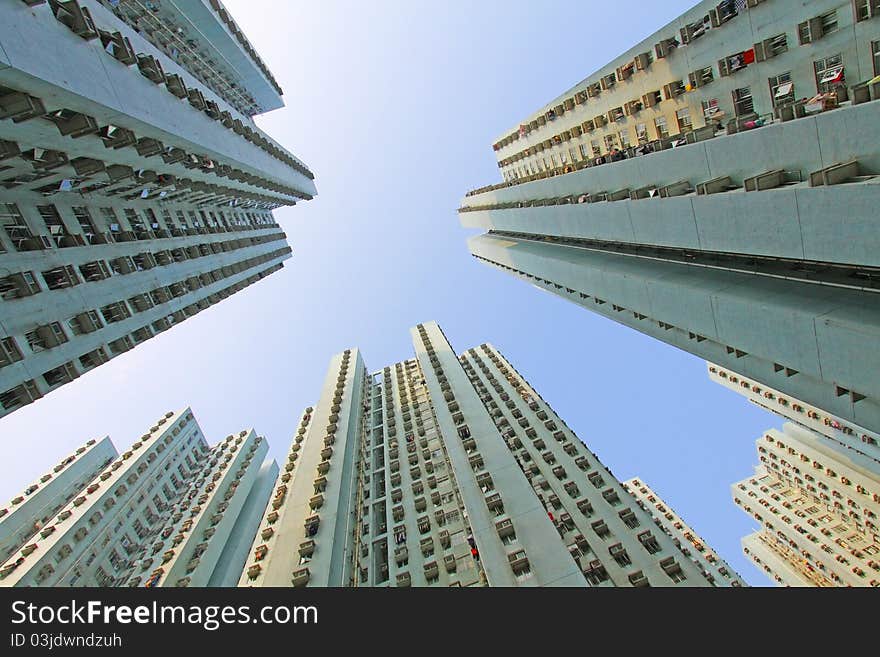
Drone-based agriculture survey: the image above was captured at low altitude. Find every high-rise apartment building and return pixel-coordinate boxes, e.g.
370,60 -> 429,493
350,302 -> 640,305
0,435 -> 117,563
733,423 -> 880,587
120,428 -> 274,588
708,362 -> 880,468
622,477 -> 745,586
241,321 -> 717,587
0,0 -> 317,418
0,407 -> 277,587
459,0 -> 880,435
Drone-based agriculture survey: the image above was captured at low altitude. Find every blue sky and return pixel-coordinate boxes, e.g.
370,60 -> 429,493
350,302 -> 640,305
0,0 -> 782,585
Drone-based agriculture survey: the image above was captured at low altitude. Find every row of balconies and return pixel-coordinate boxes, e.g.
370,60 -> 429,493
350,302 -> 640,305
0,99 -> 301,211
25,1 -> 312,181
0,262 -> 283,414
491,0 -> 779,154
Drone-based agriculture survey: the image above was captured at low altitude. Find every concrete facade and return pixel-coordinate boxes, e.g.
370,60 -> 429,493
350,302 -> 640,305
241,322 -> 717,587
0,0 -> 316,418
733,423 -> 880,586
0,435 -> 117,564
459,0 -> 880,435
708,361 -> 880,467
0,407 -> 279,588
120,428 -> 273,588
0,408 -> 208,586
623,477 -> 746,586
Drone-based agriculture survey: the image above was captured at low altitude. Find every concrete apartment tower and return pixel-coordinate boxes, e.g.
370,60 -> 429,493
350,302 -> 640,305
708,362 -> 880,468
458,0 -> 880,435
623,477 -> 745,586
0,408 -> 278,587
120,428 -> 276,588
0,435 -> 117,564
0,0 -> 317,418
732,423 -> 880,587
240,321 -> 720,588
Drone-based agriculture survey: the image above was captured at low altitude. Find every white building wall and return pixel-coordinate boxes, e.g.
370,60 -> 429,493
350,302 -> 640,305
623,476 -> 746,586
0,435 -> 117,563
0,408 -> 208,586
243,322 -> 718,587
208,457 -> 278,587
122,429 -> 270,587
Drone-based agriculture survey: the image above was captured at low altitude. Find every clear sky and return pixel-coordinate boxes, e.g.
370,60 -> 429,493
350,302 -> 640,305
0,0 -> 783,585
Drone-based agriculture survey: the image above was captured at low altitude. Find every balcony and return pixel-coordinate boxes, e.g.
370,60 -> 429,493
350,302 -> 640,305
628,571 -> 650,587
507,550 -> 530,574
292,567 -> 310,588
496,518 -> 515,539
309,494 -> 324,511
299,540 -> 315,558
423,560 -> 439,580
304,515 -> 320,537
485,493 -> 504,512
396,572 -> 411,587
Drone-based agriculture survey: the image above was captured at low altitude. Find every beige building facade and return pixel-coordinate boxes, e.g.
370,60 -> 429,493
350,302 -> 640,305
733,423 -> 880,586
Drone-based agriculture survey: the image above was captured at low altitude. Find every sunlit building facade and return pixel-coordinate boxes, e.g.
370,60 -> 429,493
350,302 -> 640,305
733,423 -> 880,587
241,321 -> 717,587
460,0 -> 880,435
623,477 -> 745,586
0,0 -> 317,418
0,408 -> 277,587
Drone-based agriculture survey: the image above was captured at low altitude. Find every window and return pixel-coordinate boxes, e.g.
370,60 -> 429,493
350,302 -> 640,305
0,337 -> 23,368
603,134 -> 618,151
718,51 -> 753,77
799,10 -> 837,44
71,207 -> 97,241
854,0 -> 880,21
768,72 -> 794,107
874,41 -> 880,76
763,33 -> 788,58
701,98 -> 721,122
688,66 -> 714,88
814,54 -> 844,93
675,107 -> 692,132
618,130 -> 631,148
42,265 -> 80,291
654,115 -> 669,139
732,86 -> 754,116
590,140 -> 601,156
43,363 -> 76,387
820,10 -> 839,34
579,144 -> 589,159
26,323 -> 67,351
609,544 -> 631,566
37,205 -> 69,247
635,123 -> 648,143
0,203 -> 33,251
